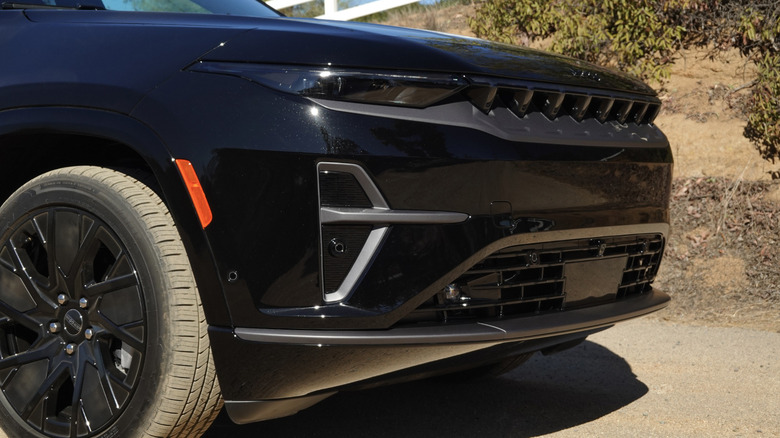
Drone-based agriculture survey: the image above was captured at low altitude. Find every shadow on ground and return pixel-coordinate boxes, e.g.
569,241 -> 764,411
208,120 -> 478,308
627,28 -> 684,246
204,340 -> 646,437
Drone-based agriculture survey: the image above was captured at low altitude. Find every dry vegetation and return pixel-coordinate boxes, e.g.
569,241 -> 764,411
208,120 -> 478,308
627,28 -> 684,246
658,177 -> 779,330
375,3 -> 780,332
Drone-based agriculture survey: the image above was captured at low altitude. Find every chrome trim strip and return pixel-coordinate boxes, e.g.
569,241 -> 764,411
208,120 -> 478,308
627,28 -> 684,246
237,289 -> 670,345
317,161 -> 388,303
320,207 -> 468,225
324,226 -> 388,302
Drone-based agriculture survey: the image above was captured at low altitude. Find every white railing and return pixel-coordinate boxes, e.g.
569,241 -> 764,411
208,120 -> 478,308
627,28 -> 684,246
266,0 -> 421,21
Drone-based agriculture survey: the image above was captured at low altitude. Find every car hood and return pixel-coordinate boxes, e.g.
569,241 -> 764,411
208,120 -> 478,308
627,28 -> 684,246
19,11 -> 655,99
204,18 -> 656,96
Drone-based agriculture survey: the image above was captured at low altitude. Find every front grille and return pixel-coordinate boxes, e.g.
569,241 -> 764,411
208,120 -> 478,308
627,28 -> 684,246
501,88 -> 660,125
400,234 -> 664,325
464,77 -> 661,126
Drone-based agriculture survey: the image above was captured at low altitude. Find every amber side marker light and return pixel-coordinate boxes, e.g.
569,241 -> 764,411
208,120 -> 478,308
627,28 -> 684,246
175,159 -> 213,228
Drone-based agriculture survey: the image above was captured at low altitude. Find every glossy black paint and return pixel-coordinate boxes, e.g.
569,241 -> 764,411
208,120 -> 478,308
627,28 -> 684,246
0,5 -> 673,423
127,67 -> 671,328
1,12 -> 251,112
205,18 -> 656,95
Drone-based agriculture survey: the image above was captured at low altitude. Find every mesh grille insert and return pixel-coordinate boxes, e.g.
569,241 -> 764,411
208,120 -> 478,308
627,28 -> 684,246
319,171 -> 372,208
399,234 -> 664,325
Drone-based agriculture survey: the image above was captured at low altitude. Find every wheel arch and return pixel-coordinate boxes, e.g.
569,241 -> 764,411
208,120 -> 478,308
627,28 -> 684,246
0,107 -> 232,326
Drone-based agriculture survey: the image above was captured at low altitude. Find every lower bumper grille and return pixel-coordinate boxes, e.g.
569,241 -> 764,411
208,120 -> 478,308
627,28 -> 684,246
401,234 -> 664,325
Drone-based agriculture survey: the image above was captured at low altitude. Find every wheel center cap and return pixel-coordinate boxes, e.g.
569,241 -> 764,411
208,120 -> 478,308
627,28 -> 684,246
63,309 -> 84,336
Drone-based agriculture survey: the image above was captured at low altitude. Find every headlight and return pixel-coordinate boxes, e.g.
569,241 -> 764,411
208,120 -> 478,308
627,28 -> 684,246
190,62 -> 467,108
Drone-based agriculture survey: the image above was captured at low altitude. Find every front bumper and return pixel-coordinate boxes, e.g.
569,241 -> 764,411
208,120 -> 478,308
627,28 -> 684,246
233,288 -> 668,346
211,285 -> 668,422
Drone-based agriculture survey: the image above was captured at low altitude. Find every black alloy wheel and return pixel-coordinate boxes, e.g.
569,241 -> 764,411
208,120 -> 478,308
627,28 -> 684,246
0,205 -> 145,436
0,167 -> 222,438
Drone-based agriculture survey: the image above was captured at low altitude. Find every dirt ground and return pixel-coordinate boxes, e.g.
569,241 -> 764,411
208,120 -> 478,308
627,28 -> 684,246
203,319 -> 780,438
380,4 -> 780,332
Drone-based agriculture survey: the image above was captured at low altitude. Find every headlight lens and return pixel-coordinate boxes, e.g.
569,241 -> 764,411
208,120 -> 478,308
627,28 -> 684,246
191,62 -> 467,108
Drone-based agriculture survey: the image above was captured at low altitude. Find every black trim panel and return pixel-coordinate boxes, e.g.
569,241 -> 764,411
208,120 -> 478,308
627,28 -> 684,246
236,288 -> 669,345
312,99 -> 667,147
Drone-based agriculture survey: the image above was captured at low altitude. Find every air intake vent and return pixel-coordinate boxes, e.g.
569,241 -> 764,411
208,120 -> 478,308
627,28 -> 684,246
317,163 -> 382,302
316,162 -> 469,303
399,234 -> 664,326
319,171 -> 373,208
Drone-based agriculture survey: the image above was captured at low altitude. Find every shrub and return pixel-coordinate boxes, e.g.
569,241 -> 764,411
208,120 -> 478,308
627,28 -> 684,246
469,0 -> 690,83
736,6 -> 780,168
469,0 -> 780,172
745,52 -> 780,168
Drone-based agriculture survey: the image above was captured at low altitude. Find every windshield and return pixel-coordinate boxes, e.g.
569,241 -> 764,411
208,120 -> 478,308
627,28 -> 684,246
4,0 -> 280,16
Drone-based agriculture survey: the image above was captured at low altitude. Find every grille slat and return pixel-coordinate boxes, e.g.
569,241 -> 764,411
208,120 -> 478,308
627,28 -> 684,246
467,266 -> 527,275
508,89 -> 534,117
567,94 -> 592,121
620,279 -> 653,288
623,266 -> 652,273
400,234 -> 664,326
594,97 -> 616,122
540,92 -> 565,119
469,277 -> 564,290
614,100 -> 634,124
423,294 -> 565,311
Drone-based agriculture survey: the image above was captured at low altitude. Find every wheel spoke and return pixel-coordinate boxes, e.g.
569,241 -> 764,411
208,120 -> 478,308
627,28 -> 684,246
4,235 -> 57,311
97,364 -> 123,412
17,361 -> 71,421
0,300 -> 45,334
104,249 -> 133,277
0,252 -> 38,314
75,360 -> 114,433
31,212 -> 60,296
14,218 -> 51,285
83,272 -> 138,299
64,218 -> 99,283
93,316 -> 144,352
50,210 -> 86,282
0,338 -> 61,372
92,343 -> 131,410
107,368 -> 133,393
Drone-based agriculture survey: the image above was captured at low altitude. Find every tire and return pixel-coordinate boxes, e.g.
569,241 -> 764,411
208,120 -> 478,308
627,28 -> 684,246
0,167 -> 222,438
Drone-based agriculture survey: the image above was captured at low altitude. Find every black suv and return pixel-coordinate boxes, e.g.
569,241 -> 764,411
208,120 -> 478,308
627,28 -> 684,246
0,1 -> 672,437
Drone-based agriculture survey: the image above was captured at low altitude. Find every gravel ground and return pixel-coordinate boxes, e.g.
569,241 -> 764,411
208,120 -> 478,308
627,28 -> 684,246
1,316 -> 775,437
202,317 -> 780,438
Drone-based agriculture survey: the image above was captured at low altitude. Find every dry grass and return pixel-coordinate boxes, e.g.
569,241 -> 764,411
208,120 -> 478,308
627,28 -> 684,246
655,178 -> 780,331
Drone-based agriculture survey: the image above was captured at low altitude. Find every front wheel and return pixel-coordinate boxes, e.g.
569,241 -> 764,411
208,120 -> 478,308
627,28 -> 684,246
0,167 -> 221,438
